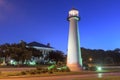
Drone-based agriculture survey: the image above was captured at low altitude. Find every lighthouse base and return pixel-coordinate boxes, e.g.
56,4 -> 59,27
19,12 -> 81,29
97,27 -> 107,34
67,63 -> 82,72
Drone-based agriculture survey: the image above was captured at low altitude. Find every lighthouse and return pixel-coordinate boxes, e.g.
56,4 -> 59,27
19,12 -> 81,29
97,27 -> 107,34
67,8 -> 82,71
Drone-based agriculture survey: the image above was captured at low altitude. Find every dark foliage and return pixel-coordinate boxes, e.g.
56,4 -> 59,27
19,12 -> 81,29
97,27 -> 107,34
81,47 -> 120,66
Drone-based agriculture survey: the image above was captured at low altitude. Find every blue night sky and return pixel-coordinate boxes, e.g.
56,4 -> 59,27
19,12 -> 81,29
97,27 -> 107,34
0,0 -> 120,53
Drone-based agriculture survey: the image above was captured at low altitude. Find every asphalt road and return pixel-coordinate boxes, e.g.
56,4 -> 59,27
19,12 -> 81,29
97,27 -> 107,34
1,72 -> 120,80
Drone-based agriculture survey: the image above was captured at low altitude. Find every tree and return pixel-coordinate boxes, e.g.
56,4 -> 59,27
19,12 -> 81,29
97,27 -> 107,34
0,43 -> 11,64
0,41 -> 33,65
45,50 -> 65,64
10,47 -> 32,65
27,47 -> 43,58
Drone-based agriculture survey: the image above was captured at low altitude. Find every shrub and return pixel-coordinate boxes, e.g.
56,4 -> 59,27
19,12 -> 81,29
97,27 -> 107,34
25,70 -> 30,73
29,70 -> 36,75
48,70 -> 53,74
36,70 -> 41,74
21,71 -> 27,75
41,69 -> 48,73
89,66 -> 96,71
65,67 -> 70,72
36,66 -> 48,73
36,66 -> 43,70
57,66 -> 70,72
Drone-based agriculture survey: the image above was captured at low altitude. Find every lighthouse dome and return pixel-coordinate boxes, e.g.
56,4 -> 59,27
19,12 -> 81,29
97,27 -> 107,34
69,8 -> 79,17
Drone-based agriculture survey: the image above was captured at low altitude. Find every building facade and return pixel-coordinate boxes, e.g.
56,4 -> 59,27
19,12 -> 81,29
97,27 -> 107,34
26,41 -> 55,64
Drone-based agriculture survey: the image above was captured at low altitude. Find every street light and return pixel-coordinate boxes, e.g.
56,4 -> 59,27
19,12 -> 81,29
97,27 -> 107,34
89,57 -> 92,62
97,66 -> 102,71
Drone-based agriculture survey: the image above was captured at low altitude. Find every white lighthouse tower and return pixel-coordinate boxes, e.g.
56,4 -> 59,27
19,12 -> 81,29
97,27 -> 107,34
67,8 -> 82,71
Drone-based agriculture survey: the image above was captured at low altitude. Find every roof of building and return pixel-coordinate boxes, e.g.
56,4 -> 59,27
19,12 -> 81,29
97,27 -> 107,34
27,41 -> 53,48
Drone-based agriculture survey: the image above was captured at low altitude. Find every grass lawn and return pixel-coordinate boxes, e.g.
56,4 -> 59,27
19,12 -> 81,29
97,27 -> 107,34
0,71 -> 97,79
1,71 -> 95,76
1,71 -> 120,80
0,67 -> 120,79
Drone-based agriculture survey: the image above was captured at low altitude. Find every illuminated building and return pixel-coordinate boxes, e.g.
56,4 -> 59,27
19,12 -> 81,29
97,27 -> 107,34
27,41 -> 54,64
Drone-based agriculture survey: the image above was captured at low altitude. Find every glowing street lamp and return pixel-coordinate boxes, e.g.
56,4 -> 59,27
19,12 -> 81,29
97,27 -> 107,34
89,57 -> 92,62
97,66 -> 102,71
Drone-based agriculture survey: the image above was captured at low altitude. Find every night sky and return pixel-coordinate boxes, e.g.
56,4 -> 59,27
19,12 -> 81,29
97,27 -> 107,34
0,0 -> 120,53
